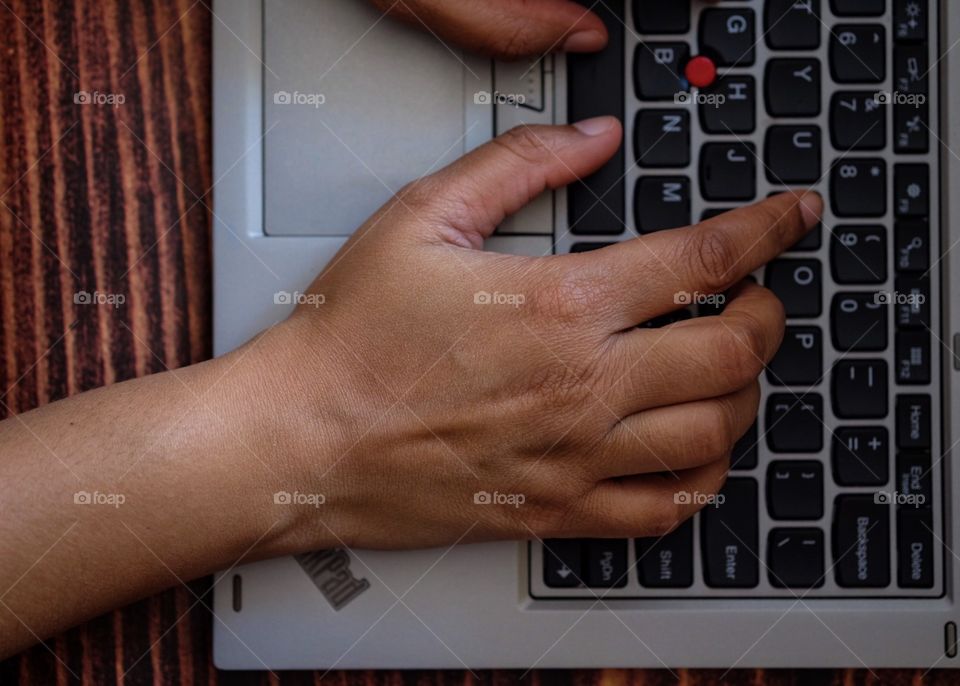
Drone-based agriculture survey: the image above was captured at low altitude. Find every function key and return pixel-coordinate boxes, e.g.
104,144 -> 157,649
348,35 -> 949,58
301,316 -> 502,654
897,509 -> 934,588
893,45 -> 929,97
699,76 -> 756,134
834,495 -> 890,588
635,110 -> 690,168
831,226 -> 887,284
830,25 -> 886,83
832,359 -> 888,419
830,0 -> 884,16
767,326 -> 822,386
765,126 -> 821,184
544,539 -> 583,587
698,8 -> 756,66
830,293 -> 887,352
766,393 -> 824,453
767,460 -> 824,520
892,276 -> 930,328
896,394 -> 931,450
699,143 -> 756,201
584,538 -> 629,588
896,331 -> 931,385
635,42 -> 689,100
765,259 -> 822,317
637,519 -> 693,588
765,59 -> 821,116
895,453 -> 932,507
895,221 -> 930,272
894,164 -> 929,218
894,103 -> 929,153
893,0 -> 928,42
635,176 -> 691,233
830,159 -> 886,217
833,427 -> 889,486
769,528 -> 825,589
765,0 -> 820,50
701,479 -> 759,588
633,0 -> 690,34
829,91 -> 886,150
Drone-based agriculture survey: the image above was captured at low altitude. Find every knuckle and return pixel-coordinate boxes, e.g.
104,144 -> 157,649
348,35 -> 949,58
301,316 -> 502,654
689,227 -> 738,291
715,318 -> 766,384
533,267 -> 608,324
643,499 -> 683,537
495,126 -> 550,165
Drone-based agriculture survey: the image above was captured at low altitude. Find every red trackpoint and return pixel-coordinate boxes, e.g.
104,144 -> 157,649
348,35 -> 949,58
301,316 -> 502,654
684,55 -> 717,89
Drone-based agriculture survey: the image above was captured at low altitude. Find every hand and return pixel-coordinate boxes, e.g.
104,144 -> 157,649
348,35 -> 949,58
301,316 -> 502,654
366,0 -> 609,58
238,116 -> 822,551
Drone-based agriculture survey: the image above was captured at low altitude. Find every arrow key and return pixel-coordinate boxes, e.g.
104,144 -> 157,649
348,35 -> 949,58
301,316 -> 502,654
543,539 -> 583,588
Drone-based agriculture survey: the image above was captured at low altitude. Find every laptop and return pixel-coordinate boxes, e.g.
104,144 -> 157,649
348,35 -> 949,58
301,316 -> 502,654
212,0 -> 959,670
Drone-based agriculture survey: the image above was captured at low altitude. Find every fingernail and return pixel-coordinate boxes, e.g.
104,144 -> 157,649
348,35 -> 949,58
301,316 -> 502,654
573,116 -> 616,136
562,29 -> 606,52
798,191 -> 823,230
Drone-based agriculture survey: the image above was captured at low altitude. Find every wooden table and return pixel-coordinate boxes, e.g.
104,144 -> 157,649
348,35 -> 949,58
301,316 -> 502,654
0,0 -> 954,683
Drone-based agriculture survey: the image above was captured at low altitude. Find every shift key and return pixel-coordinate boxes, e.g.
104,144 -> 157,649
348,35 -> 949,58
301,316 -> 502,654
701,478 -> 759,587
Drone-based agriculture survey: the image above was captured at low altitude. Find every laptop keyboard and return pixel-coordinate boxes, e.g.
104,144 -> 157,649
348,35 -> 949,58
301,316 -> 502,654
535,0 -> 942,598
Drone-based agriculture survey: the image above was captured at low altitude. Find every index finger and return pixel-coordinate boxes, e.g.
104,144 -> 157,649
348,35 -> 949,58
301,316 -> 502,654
595,191 -> 822,327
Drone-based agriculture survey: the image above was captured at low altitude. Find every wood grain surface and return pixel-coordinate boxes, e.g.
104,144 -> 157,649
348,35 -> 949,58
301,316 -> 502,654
0,0 -> 955,683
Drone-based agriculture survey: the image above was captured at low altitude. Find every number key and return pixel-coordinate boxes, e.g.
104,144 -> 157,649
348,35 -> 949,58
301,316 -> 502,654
831,226 -> 886,284
830,25 -> 885,83
831,159 -> 886,217
831,293 -> 887,351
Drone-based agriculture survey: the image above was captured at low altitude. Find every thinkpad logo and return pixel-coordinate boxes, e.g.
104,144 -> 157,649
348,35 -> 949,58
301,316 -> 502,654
295,549 -> 370,611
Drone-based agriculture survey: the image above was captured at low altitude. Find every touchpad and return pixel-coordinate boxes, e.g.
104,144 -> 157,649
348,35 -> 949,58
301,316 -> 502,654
263,0 -> 470,235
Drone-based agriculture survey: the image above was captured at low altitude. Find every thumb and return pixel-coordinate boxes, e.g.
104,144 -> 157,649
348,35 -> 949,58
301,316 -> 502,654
399,117 -> 622,248
370,0 -> 608,58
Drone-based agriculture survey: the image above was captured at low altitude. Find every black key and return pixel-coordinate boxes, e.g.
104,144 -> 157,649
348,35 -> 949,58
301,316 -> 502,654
700,143 -> 755,201
767,460 -> 823,520
894,103 -> 929,153
830,25 -> 886,83
570,242 -> 614,253
769,528 -> 825,589
767,393 -> 823,453
895,453 -> 932,507
892,276 -> 930,328
896,331 -> 931,384
635,110 -> 690,168
898,509 -> 934,588
829,91 -> 886,150
765,0 -> 820,50
584,538 -> 629,588
893,45 -> 929,97
634,42 -> 689,100
731,422 -> 758,470
830,159 -> 886,217
701,479 -> 759,588
768,326 -> 822,386
699,76 -> 755,134
544,539 -> 583,587
637,519 -> 693,588
831,0 -> 884,16
831,226 -> 887,284
897,394 -> 932,450
830,293 -> 887,351
895,221 -> 930,272
634,0 -> 689,34
765,259 -> 821,317
834,495 -> 890,588
635,176 -> 690,233
701,208 -> 734,221
699,8 -> 756,66
765,59 -> 820,116
894,164 -> 929,218
833,359 -> 888,419
568,3 -> 625,236
893,0 -> 928,42
833,427 -> 889,486
765,126 -> 821,183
